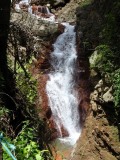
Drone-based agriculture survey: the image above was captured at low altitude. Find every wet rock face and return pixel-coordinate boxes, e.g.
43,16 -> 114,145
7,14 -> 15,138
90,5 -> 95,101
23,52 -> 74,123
30,0 -> 70,7
30,0 -> 46,5
75,2 -> 102,126
76,57 -> 90,126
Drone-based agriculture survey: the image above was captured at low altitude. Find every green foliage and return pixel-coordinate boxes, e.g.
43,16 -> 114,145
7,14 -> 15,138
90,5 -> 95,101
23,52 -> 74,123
0,105 -> 14,137
0,105 -> 10,128
101,13 -> 116,44
3,121 -> 51,160
0,106 -> 10,118
7,51 -> 37,107
90,45 -> 114,73
95,1 -> 120,112
80,0 -> 93,7
14,127 -> 46,159
14,57 -> 38,117
16,58 -> 37,105
112,69 -> 120,107
100,1 -> 120,62
2,136 -> 15,160
91,45 -> 120,108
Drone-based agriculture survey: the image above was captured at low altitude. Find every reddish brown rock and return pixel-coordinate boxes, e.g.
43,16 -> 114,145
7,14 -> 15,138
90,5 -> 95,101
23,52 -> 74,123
37,74 -> 49,119
58,23 -> 65,33
76,57 -> 91,126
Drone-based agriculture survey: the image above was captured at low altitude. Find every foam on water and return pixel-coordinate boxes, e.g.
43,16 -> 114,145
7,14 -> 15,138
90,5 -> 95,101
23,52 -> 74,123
46,23 -> 81,145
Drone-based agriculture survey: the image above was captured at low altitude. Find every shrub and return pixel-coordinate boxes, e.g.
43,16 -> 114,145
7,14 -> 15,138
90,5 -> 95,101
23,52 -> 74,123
3,121 -> 52,160
90,45 -> 114,74
112,69 -> 120,107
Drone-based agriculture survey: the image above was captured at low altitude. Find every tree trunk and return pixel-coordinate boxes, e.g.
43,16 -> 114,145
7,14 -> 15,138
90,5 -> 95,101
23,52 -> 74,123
0,0 -> 14,98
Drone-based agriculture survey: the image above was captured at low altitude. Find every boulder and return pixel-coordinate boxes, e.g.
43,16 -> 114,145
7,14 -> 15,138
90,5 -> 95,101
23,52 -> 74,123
11,12 -> 59,38
103,86 -> 114,102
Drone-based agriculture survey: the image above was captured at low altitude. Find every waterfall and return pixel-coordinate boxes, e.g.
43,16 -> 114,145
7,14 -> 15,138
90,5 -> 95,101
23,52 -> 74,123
46,23 -> 81,145
46,7 -> 51,14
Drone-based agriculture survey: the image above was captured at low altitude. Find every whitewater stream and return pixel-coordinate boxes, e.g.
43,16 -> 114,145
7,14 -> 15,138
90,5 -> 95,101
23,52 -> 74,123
46,23 -> 81,145
15,0 -> 55,22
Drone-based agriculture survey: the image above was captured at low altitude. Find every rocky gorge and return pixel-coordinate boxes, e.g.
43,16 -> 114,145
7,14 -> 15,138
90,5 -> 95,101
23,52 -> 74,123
7,0 -> 120,159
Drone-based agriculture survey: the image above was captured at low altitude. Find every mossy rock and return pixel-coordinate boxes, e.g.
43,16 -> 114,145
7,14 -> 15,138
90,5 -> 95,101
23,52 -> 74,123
89,50 -> 102,68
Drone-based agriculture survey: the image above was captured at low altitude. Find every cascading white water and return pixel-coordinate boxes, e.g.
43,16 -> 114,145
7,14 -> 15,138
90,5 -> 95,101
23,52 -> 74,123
46,23 -> 81,145
46,7 -> 51,14
15,0 -> 55,22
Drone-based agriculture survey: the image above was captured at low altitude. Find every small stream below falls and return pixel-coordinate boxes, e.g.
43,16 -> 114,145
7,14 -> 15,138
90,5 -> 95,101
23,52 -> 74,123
46,23 -> 81,145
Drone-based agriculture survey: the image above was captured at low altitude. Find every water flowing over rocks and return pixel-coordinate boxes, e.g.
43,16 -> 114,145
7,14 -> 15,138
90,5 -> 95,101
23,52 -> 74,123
46,23 -> 81,145
10,0 -> 91,145
9,0 -> 120,159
